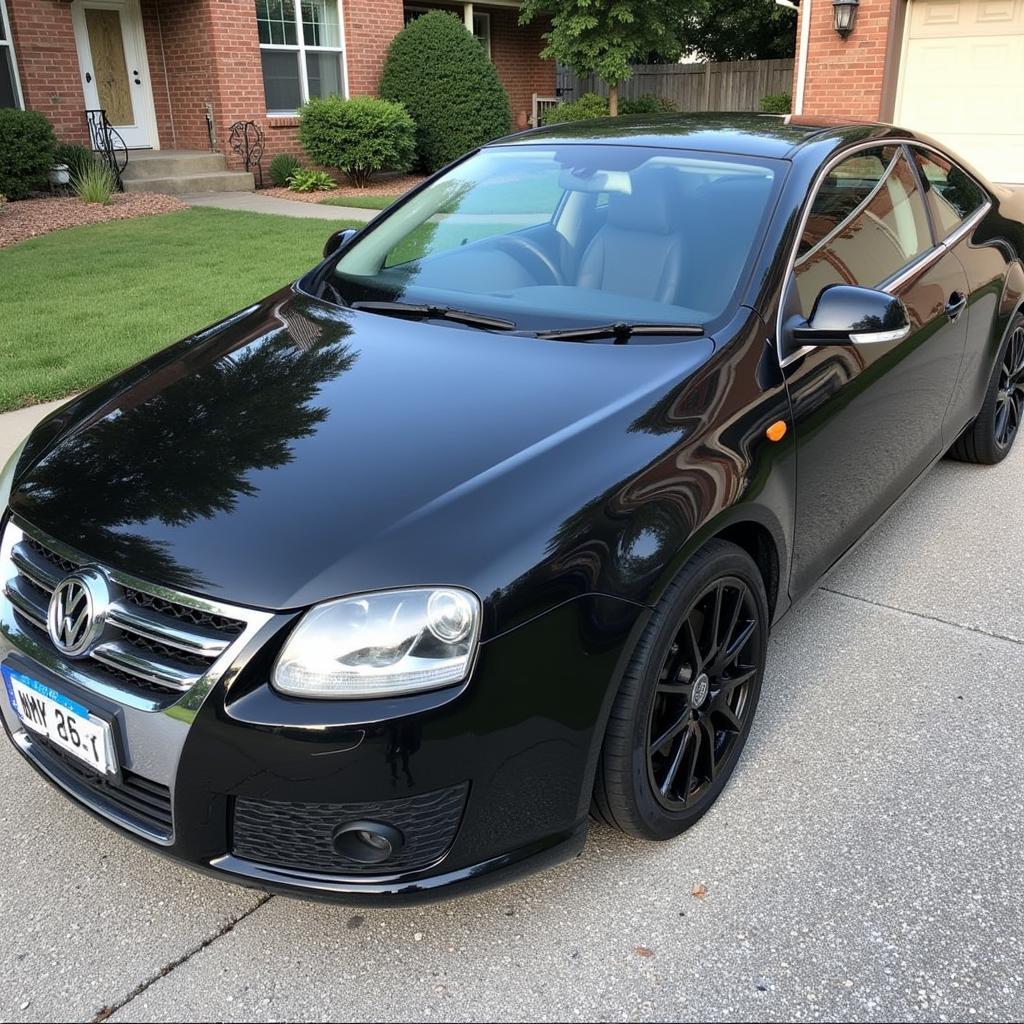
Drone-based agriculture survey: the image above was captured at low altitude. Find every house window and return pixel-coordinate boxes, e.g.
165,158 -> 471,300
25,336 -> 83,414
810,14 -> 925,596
0,0 -> 24,109
472,12 -> 491,59
404,7 -> 492,59
256,0 -> 346,115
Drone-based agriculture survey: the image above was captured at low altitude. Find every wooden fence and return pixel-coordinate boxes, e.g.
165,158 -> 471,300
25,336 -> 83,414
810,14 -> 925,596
561,59 -> 794,113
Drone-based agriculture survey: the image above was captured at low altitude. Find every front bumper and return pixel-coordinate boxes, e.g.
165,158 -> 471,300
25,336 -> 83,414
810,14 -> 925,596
1,550 -> 645,901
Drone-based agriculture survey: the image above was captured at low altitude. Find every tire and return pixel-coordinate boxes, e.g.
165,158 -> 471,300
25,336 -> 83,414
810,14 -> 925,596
592,540 -> 768,840
948,314 -> 1024,465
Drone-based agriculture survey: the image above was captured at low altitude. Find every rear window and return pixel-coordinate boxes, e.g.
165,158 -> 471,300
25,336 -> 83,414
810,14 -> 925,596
912,149 -> 987,239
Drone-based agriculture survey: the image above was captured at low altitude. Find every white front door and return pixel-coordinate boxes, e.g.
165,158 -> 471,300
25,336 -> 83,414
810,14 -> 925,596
895,0 -> 1024,184
71,0 -> 159,150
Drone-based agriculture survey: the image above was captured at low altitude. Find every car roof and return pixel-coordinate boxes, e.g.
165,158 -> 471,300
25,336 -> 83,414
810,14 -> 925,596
492,113 -> 901,161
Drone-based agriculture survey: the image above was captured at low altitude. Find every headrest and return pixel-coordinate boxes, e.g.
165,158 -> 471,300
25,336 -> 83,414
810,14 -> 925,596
606,168 -> 679,234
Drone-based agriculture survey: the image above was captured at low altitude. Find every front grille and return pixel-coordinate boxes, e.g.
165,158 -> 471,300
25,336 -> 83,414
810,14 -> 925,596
2,519 -> 254,701
27,732 -> 173,837
232,784 -> 470,875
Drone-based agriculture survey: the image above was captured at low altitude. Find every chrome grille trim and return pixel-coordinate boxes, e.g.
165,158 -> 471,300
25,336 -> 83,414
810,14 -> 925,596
105,603 -> 231,658
1,515 -> 275,712
91,640 -> 202,691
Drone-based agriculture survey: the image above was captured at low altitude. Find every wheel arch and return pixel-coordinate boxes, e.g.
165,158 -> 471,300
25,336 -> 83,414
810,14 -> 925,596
648,505 -> 790,626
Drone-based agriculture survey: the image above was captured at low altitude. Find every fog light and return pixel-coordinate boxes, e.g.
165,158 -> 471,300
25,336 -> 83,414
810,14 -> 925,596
331,820 -> 404,865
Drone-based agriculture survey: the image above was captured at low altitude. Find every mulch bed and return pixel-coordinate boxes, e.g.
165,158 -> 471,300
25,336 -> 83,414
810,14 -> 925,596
260,174 -> 427,204
0,192 -> 188,249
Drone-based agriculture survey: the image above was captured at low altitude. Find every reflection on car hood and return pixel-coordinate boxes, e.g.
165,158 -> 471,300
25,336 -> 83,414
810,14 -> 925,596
10,288 -> 714,618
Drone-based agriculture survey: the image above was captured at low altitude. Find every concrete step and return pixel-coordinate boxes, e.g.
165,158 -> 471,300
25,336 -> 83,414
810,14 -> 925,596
123,170 -> 255,195
122,150 -> 227,179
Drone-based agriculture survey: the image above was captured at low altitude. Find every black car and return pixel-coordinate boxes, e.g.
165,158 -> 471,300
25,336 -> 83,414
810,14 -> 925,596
2,115 -> 1022,902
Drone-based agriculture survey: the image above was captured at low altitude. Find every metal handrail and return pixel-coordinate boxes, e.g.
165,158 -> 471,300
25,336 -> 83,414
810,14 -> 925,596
85,109 -> 128,191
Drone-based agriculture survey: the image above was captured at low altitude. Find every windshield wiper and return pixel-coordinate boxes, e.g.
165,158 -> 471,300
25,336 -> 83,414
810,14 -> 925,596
535,322 -> 705,344
351,300 -> 516,332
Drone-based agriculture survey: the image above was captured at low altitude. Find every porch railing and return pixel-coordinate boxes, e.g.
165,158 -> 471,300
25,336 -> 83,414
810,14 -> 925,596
85,109 -> 128,191
531,94 -> 560,128
228,120 -> 265,188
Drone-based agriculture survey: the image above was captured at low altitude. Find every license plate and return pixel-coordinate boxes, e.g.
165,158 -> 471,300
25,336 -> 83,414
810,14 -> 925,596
3,666 -> 117,775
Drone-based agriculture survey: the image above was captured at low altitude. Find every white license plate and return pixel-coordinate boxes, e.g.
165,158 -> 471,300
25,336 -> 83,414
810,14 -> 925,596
3,666 -> 117,775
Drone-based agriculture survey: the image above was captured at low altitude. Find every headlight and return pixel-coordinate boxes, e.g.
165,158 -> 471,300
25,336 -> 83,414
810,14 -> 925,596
272,587 -> 481,699
0,439 -> 28,516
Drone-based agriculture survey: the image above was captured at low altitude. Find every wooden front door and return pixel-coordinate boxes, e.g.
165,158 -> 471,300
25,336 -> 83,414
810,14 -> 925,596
72,0 -> 158,149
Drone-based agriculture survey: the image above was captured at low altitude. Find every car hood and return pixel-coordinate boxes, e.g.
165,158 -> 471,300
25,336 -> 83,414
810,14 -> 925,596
10,288 -> 714,625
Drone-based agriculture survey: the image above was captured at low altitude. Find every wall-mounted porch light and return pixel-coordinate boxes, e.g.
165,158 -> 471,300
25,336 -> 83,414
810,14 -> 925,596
832,0 -> 859,39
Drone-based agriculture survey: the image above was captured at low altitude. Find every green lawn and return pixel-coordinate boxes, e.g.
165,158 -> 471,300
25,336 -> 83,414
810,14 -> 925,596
320,194 -> 396,210
0,207 -> 362,412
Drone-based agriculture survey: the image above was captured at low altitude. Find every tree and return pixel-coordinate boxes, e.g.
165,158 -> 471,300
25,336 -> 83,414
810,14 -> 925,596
519,0 -> 690,116
380,11 -> 512,172
677,0 -> 796,63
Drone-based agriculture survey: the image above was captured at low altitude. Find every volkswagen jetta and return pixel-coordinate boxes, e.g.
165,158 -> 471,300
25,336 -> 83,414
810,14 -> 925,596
2,115 -> 1023,901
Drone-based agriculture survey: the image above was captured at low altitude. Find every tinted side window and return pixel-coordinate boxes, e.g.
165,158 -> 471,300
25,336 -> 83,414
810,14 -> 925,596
913,150 -> 986,239
795,148 -> 932,315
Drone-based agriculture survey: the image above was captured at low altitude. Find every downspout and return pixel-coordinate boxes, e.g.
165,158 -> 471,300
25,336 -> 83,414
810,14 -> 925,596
155,2 -> 177,148
794,0 -> 812,115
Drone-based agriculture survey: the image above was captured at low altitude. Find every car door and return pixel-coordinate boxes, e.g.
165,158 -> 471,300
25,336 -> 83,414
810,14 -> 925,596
909,146 -> 1005,442
780,144 -> 971,596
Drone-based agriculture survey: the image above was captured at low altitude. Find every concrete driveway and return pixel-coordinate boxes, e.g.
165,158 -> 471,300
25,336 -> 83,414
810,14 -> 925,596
1,401 -> 1022,1023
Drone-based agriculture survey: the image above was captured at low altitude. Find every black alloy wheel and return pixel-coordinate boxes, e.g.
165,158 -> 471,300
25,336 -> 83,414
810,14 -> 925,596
995,326 -> 1024,450
950,314 -> 1024,465
592,540 -> 768,840
646,577 -> 761,811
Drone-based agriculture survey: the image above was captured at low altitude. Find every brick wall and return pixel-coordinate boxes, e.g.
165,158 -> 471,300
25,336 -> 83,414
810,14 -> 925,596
140,0 -> 175,148
6,0 -> 88,143
793,0 -> 892,120
344,0 -> 405,97
148,0 -> 216,150
7,0 -> 554,167
487,5 -> 554,130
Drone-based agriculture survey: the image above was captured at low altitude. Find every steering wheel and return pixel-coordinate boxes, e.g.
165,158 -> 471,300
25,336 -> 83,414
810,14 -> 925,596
493,235 -> 564,286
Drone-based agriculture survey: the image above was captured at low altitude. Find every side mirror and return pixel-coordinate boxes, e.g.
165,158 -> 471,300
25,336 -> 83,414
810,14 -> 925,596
792,285 -> 911,347
323,227 -> 359,260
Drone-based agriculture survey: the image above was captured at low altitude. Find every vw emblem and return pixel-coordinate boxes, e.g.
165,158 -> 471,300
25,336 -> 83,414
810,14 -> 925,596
46,569 -> 111,658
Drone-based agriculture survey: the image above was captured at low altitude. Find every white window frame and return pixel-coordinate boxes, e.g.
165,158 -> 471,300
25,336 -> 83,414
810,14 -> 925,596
404,5 -> 492,59
0,0 -> 25,109
257,0 -> 349,117
472,12 -> 491,59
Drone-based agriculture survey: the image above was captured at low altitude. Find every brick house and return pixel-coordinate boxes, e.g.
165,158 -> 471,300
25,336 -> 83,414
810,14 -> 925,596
0,0 -> 553,189
789,0 -> 1023,184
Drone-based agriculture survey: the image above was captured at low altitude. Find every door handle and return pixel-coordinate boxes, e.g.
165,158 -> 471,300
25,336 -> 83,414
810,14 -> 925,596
945,292 -> 967,322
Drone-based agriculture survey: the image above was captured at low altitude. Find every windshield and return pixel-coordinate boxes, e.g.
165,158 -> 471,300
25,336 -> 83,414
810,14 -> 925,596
327,144 -> 781,337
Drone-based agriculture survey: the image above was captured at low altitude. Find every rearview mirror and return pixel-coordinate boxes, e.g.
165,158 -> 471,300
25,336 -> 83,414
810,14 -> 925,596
323,227 -> 359,260
792,285 -> 911,347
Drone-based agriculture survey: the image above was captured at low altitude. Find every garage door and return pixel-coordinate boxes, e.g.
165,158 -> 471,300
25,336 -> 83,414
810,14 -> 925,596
896,0 -> 1024,184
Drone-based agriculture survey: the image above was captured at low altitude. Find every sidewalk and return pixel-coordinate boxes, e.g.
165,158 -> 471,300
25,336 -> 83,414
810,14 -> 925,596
0,399 -> 66,464
183,191 -> 378,222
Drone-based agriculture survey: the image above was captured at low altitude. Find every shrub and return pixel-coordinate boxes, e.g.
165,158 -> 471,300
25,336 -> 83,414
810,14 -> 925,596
541,92 -> 609,125
73,161 -> 116,204
287,168 -> 336,192
0,109 -> 57,200
380,10 -> 512,172
297,96 -> 415,188
760,92 -> 792,114
542,92 -> 676,126
269,152 -> 302,187
54,141 -> 98,184
620,93 -> 676,115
